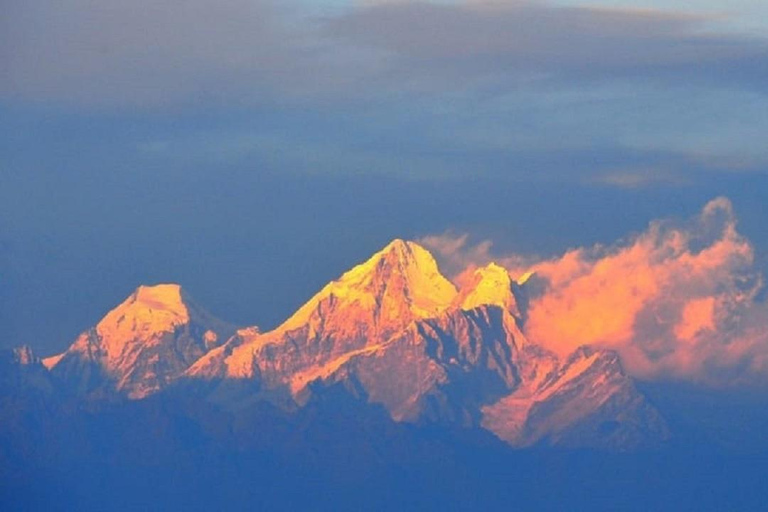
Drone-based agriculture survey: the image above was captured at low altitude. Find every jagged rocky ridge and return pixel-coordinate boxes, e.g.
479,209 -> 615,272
21,240 -> 668,449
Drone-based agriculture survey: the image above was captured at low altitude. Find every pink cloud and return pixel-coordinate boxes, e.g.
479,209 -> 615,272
674,297 -> 716,342
423,198 -> 768,385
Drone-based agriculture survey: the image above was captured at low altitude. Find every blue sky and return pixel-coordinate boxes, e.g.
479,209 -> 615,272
2,0 -> 767,353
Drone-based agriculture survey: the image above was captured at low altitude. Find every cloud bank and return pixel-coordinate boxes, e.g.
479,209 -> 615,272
4,0 -> 768,181
3,0 -> 768,106
423,198 -> 768,385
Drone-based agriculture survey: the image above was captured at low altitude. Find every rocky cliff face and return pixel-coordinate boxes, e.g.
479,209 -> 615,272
482,346 -> 669,449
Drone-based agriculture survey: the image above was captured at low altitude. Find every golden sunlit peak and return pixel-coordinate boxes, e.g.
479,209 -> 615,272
477,262 -> 509,277
276,238 -> 457,333
93,283 -> 193,359
382,238 -> 410,251
373,238 -> 427,264
459,262 -> 519,313
338,238 -> 449,286
133,283 -> 186,308
349,239 -> 456,298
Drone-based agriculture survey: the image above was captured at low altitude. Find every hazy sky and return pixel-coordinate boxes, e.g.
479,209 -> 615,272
2,0 -> 767,354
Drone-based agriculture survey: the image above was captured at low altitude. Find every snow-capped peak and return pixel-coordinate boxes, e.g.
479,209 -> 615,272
278,239 -> 457,333
95,283 -> 192,359
48,283 -> 233,399
457,262 -> 520,316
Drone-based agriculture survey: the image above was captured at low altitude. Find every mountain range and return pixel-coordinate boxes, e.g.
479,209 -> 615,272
6,239 -> 768,511
8,239 -> 669,450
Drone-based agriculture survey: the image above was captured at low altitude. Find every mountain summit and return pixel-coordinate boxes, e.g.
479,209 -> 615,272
188,240 -> 459,383
279,239 -> 457,335
46,284 -> 234,398
457,262 -> 521,315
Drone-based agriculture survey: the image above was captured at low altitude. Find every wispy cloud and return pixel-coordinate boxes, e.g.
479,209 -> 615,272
326,1 -> 768,92
3,0 -> 768,106
590,167 -> 690,189
0,0 -> 355,106
3,0 -> 768,184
